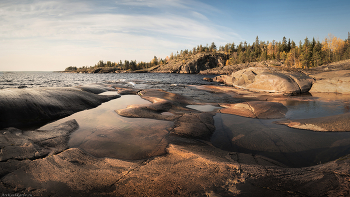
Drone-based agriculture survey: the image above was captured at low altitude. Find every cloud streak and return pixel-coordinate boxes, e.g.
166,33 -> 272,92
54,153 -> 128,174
0,0 -> 241,71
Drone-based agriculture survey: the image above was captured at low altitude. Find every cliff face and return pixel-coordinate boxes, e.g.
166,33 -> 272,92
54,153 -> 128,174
152,53 -> 229,74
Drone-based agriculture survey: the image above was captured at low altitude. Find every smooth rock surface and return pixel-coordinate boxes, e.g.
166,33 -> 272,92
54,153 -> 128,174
0,87 -> 118,129
172,112 -> 216,140
310,70 -> 350,94
0,120 -> 78,161
2,140 -> 349,197
226,67 -> 314,95
77,83 -> 115,94
220,101 -> 288,119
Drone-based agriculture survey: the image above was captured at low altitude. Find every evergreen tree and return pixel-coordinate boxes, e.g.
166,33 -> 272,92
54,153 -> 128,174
210,42 -> 217,52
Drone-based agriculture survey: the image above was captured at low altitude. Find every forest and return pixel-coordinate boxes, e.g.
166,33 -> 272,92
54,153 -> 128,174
65,34 -> 350,72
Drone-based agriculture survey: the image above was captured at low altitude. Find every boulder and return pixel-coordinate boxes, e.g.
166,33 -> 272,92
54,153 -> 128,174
220,101 -> 288,119
225,67 -> 314,95
310,70 -> 350,94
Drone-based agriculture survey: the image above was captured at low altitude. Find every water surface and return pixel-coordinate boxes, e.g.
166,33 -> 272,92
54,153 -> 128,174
41,95 -> 173,160
211,93 -> 350,168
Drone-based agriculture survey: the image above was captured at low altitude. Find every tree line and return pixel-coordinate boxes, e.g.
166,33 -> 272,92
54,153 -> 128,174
221,34 -> 350,68
65,56 -> 166,72
65,33 -> 350,72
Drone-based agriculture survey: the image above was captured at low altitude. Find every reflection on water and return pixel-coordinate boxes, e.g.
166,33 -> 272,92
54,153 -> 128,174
98,91 -> 120,96
40,95 -> 173,160
186,104 -> 221,112
212,93 -> 350,167
212,113 -> 350,167
282,100 -> 350,119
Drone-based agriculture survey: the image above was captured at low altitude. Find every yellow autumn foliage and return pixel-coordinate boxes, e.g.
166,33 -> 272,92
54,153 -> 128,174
322,34 -> 346,53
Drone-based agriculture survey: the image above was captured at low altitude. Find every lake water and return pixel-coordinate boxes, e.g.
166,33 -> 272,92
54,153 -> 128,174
0,71 -> 219,89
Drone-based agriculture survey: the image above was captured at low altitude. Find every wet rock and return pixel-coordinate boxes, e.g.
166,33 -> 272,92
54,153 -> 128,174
310,70 -> 350,94
115,87 -> 141,95
0,87 -> 118,129
77,84 -> 115,94
0,120 -> 78,161
220,101 -> 288,119
275,113 -> 350,132
116,97 -> 180,121
203,77 -> 213,82
225,67 -> 314,95
116,89 -> 194,121
172,113 -> 215,140
212,75 -> 228,83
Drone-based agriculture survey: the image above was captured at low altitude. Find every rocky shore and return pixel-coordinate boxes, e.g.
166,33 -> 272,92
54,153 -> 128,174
1,61 -> 350,196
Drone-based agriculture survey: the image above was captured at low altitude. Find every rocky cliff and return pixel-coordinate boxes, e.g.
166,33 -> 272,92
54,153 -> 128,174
152,53 -> 229,74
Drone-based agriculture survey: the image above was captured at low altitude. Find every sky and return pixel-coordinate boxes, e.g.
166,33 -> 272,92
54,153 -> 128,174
0,0 -> 349,71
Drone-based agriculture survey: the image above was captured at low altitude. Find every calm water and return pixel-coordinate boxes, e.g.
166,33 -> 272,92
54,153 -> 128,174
0,71 -> 218,89
40,95 -> 173,160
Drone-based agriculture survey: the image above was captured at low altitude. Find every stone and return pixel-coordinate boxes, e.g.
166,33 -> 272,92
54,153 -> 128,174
220,101 -> 288,119
310,70 -> 350,94
172,112 -> 215,140
212,75 -> 228,83
0,87 -> 119,129
77,84 -> 115,94
203,77 -> 213,82
116,97 -> 179,121
225,67 -> 314,95
0,120 -> 78,161
2,141 -> 349,197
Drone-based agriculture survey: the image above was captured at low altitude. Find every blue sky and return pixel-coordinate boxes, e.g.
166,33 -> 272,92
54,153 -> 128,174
0,0 -> 349,71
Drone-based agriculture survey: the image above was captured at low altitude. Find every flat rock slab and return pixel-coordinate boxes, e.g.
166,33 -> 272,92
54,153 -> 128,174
0,120 -> 78,161
1,142 -> 349,197
310,70 -> 350,94
172,112 -> 216,140
220,101 -> 288,119
275,113 -> 350,132
0,87 -> 118,129
1,148 -> 138,196
226,67 -> 314,95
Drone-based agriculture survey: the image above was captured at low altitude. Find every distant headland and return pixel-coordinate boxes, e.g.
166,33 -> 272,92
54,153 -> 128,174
64,34 -> 350,74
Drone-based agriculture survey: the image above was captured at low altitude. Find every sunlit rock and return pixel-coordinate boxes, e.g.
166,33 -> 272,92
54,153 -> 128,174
310,70 -> 350,94
220,101 -> 288,119
225,67 -> 314,95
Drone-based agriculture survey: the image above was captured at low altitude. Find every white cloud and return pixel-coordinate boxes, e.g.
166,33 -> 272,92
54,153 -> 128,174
0,0 -> 241,71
